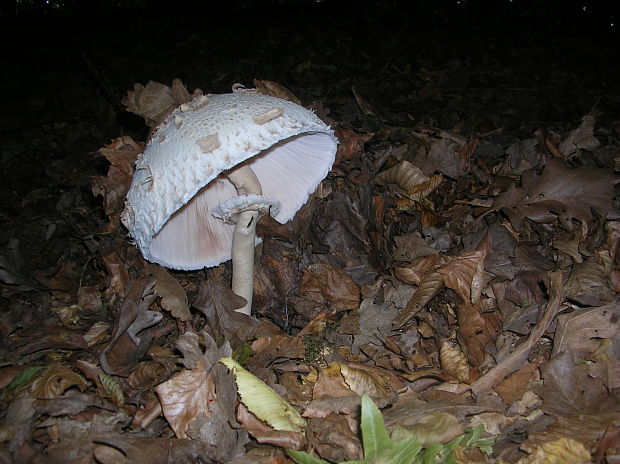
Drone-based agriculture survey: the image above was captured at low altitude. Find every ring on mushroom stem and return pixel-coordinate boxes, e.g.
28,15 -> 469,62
122,84 -> 338,315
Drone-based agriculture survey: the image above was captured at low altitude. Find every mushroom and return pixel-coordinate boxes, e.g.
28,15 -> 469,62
122,86 -> 338,314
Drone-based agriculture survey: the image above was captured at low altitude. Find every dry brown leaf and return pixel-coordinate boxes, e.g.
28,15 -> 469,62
300,263 -> 360,312
553,305 -> 620,359
395,253 -> 445,285
375,160 -> 429,190
98,136 -> 142,175
253,79 -> 301,105
339,363 -> 391,397
122,79 -> 203,127
488,159 -> 619,230
99,276 -> 161,376
524,413 -> 619,455
537,350 -> 620,416
127,360 -> 171,390
312,363 -> 357,399
297,312 -> 330,336
440,341 -> 471,383
558,114 -> 601,157
391,412 -> 464,446
237,403 -> 306,450
155,359 -> 216,439
392,271 -> 445,329
148,264 -> 190,321
565,260 -> 613,306
516,438 -> 592,464
493,362 -> 538,405
248,335 -> 306,371
438,250 -> 487,304
307,414 -> 362,462
456,302 -> 501,368
30,364 -> 87,399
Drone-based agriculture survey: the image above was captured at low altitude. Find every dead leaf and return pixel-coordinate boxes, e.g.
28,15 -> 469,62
148,264 -> 190,321
537,350 -> 620,416
488,159 -> 619,230
440,341 -> 471,382
253,79 -> 301,105
393,271 -> 445,329
299,263 -> 360,312
30,364 -> 87,399
438,250 -> 487,304
553,305 -> 620,358
494,363 -> 538,405
558,114 -> 601,157
307,414 -> 362,462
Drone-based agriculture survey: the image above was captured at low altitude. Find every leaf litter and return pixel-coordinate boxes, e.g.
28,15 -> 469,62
1,6 -> 620,464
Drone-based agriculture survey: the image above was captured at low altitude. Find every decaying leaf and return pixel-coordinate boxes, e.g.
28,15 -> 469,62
148,264 -> 190,321
438,250 -> 487,304
537,350 -> 620,416
488,159 -> 619,230
392,271 -> 445,329
553,305 -> 620,358
299,263 -> 361,312
122,79 -> 203,126
440,341 -> 470,383
515,438 -> 592,464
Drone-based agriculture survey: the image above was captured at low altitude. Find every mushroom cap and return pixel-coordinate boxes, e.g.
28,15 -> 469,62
122,91 -> 338,270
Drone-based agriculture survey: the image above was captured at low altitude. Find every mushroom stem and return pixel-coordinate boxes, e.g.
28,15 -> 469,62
227,165 -> 263,315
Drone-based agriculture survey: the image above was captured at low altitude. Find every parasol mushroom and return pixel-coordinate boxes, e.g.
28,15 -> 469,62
122,86 -> 338,314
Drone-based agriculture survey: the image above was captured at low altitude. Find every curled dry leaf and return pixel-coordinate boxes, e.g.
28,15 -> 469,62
122,79 -> 203,127
148,264 -> 190,321
247,335 -> 306,371
558,114 -> 601,157
30,364 -> 88,399
375,160 -> 429,190
440,341 -> 470,383
99,276 -> 161,376
236,403 -> 306,450
339,363 -> 392,397
127,360 -> 171,390
253,79 -> 301,105
312,362 -> 358,399
394,253 -> 445,285
300,263 -> 361,312
516,438 -> 591,464
457,302 -> 502,368
437,250 -> 487,304
307,413 -> 362,462
392,270 -> 445,329
220,357 -> 307,433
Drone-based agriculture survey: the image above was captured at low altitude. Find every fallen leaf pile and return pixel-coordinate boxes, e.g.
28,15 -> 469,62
1,7 -> 620,464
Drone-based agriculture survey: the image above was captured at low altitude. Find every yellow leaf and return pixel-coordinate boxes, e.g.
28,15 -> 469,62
220,358 -> 306,433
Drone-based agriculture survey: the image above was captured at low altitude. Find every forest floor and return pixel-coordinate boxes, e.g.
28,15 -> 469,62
1,3 -> 619,463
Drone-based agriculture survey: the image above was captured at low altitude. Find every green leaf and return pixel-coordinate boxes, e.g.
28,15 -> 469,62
360,395 -> 392,461
288,449 -> 331,464
388,436 -> 421,464
420,443 -> 443,464
220,357 -> 306,432
5,366 -> 43,391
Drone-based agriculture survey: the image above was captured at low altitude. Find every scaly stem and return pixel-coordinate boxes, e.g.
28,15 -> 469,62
227,165 -> 262,315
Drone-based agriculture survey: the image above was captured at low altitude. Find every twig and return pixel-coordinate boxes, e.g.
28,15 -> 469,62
463,270 -> 565,395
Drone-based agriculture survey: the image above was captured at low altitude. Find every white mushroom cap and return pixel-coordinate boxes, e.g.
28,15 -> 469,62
122,91 -> 338,270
